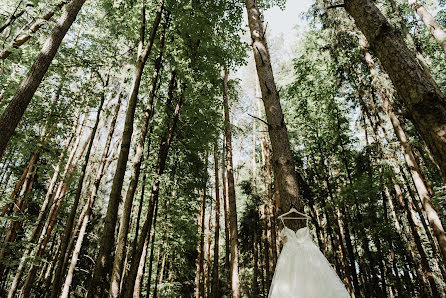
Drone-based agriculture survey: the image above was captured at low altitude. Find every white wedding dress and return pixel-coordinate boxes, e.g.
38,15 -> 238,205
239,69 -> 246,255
268,226 -> 350,298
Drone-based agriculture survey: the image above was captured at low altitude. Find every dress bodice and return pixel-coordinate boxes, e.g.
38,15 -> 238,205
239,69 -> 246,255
282,226 -> 311,244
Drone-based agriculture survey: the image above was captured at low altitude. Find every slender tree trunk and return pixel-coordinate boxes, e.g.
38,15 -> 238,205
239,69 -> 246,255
0,0 -> 86,159
109,23 -> 166,298
122,83 -> 186,298
86,2 -> 163,296
50,77 -> 107,298
245,0 -> 305,230
6,110 -> 77,298
145,195 -> 159,298
222,140 -> 230,278
211,145 -> 220,298
195,187 -> 206,298
60,77 -> 125,298
206,197 -> 213,298
405,0 -> 446,54
0,1 -> 69,60
253,215 -> 259,296
223,70 -> 241,298
344,0 -> 446,179
359,37 -> 446,263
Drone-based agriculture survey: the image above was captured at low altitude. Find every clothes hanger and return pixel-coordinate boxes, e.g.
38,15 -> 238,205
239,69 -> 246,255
278,204 -> 310,220
278,203 -> 310,227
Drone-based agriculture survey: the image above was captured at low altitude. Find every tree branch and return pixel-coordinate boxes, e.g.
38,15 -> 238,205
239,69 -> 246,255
248,113 -> 269,127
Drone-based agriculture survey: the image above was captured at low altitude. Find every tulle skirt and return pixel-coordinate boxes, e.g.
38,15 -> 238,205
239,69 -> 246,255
268,238 -> 350,298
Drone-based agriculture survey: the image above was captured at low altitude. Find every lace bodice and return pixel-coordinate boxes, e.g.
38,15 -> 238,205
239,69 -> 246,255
281,226 -> 311,244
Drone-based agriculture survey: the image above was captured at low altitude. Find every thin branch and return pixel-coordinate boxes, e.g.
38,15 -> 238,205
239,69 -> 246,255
248,113 -> 269,127
326,4 -> 345,9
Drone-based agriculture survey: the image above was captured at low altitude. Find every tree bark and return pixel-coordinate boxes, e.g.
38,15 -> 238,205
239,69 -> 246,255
195,187 -> 206,298
122,83 -> 186,298
245,0 -> 304,230
0,0 -> 86,159
359,36 -> 446,264
109,22 -> 166,298
211,145 -> 220,298
405,0 -> 446,54
50,75 -> 107,298
222,69 -> 241,298
344,0 -> 446,179
222,139 -> 230,278
86,2 -> 163,296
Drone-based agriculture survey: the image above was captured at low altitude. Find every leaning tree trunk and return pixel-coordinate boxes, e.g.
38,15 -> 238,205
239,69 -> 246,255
244,0 -> 304,227
6,126 -> 74,298
122,83 -> 186,298
195,186 -> 206,298
221,140 -> 230,279
50,76 -> 107,298
344,0 -> 446,180
211,145 -> 220,298
359,36 -> 446,263
0,0 -> 86,159
19,125 -> 90,298
222,70 -> 241,298
406,0 -> 446,54
86,2 -> 163,296
109,23 -> 166,298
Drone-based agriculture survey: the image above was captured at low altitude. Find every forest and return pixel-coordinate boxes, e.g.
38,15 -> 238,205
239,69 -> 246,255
1,0 -> 446,297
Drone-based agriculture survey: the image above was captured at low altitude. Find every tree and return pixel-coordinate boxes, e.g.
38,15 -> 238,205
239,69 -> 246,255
0,0 -> 86,159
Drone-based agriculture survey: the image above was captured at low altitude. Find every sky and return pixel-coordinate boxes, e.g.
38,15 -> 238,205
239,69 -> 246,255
264,0 -> 314,38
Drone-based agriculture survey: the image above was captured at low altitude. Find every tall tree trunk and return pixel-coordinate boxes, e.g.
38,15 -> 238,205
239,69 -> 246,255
222,140 -> 230,278
0,0 -> 86,159
211,145 -> 220,298
86,2 -> 163,296
405,0 -> 446,54
359,37 -> 446,263
253,215 -> 259,296
195,187 -> 206,298
122,83 -> 186,298
6,126 -> 74,298
50,76 -> 107,298
206,196 -> 213,298
344,0 -> 446,179
60,77 -> 125,298
245,0 -> 304,230
19,126 -> 90,298
223,70 -> 241,298
145,194 -> 159,298
109,24 -> 167,298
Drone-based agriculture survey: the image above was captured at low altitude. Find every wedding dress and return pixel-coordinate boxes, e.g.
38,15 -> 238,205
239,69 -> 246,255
268,226 -> 350,298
